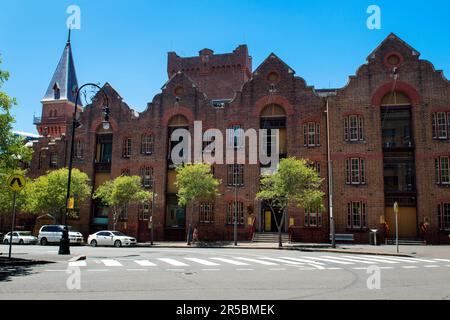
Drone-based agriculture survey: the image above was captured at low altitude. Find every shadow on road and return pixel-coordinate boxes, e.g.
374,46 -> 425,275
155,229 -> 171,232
0,259 -> 53,282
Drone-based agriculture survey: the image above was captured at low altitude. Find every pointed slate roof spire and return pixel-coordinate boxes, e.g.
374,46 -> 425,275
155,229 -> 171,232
42,29 -> 80,104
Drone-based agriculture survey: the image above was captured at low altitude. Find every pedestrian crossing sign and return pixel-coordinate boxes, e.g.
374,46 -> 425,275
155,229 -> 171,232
6,174 -> 26,192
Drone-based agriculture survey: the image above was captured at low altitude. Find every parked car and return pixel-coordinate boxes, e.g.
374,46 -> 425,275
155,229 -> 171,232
0,232 -> 3,243
38,225 -> 84,245
3,231 -> 38,245
88,230 -> 136,247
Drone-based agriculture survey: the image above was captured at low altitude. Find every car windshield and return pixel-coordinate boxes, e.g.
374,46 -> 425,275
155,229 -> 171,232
18,232 -> 32,236
111,231 -> 125,236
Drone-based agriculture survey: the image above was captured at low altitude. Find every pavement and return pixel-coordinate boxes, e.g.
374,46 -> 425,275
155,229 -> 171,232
1,245 -> 450,299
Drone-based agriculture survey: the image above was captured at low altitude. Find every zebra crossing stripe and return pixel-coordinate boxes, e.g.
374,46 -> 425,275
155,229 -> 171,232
279,257 -> 326,269
306,257 -> 354,265
360,255 -> 435,263
433,259 -> 450,263
259,257 -> 304,265
321,256 -> 375,264
341,255 -> 399,264
234,257 -> 279,265
210,258 -> 249,266
185,258 -> 220,266
101,259 -> 122,267
68,261 -> 87,267
402,266 -> 418,269
158,258 -> 189,266
135,260 -> 157,267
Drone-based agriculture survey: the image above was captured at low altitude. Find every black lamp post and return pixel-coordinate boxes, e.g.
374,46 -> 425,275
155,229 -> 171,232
59,83 -> 109,255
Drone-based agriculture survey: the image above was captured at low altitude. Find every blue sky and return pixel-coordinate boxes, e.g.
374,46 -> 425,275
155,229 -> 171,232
1,0 -> 449,134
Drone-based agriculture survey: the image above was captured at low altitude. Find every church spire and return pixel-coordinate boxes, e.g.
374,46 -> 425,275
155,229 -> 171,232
42,29 -> 80,105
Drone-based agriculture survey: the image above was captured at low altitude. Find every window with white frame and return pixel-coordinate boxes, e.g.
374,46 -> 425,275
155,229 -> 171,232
432,112 -> 450,139
199,203 -> 214,223
344,115 -> 364,142
347,201 -> 367,229
304,208 -> 322,227
226,201 -> 244,225
438,203 -> 450,230
303,122 -> 320,147
122,138 -> 132,158
75,140 -> 84,159
141,134 -> 154,155
308,161 -> 321,177
345,158 -> 366,184
227,164 -> 244,186
435,156 -> 450,184
49,153 -> 58,168
140,166 -> 154,189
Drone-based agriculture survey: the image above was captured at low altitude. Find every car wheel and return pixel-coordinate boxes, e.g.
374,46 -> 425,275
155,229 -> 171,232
114,240 -> 122,248
3,239 -> 8,245
90,240 -> 98,247
19,239 -> 24,245
40,238 -> 48,246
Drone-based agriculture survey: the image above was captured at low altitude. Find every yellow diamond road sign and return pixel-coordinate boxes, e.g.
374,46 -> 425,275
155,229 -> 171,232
7,174 -> 26,192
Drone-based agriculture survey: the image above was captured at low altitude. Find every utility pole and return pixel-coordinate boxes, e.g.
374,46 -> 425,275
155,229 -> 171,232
326,98 -> 336,248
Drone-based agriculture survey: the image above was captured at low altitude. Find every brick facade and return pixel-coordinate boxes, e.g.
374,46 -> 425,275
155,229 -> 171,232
27,33 -> 450,244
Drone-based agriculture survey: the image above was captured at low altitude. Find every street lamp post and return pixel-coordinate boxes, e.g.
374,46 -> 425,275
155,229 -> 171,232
59,83 -> 109,255
326,98 -> 336,249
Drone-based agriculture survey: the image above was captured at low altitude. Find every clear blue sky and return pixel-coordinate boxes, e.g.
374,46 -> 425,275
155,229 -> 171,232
1,0 -> 449,134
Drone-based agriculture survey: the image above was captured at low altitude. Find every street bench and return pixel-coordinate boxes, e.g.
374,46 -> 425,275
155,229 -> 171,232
330,234 -> 354,241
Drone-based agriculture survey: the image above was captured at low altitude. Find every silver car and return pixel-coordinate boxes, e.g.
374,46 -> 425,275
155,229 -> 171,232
38,225 -> 84,245
88,231 -> 136,247
3,231 -> 38,245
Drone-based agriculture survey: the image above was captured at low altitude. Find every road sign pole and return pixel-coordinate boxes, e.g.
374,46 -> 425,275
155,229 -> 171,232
8,192 -> 17,259
396,209 -> 399,253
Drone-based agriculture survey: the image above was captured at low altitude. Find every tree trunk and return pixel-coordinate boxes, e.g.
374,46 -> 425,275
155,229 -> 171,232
187,202 -> 194,245
278,210 -> 286,248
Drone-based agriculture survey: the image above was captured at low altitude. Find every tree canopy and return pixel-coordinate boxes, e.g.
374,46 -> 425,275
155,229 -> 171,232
22,168 -> 91,223
256,157 -> 324,246
0,56 -> 32,170
93,175 -> 152,230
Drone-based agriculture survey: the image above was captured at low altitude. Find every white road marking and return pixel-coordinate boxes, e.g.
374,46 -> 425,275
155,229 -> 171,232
158,258 -> 189,267
352,267 -> 367,270
259,257 -> 304,265
201,269 -> 220,271
360,255 -> 435,263
210,258 -> 249,266
305,256 -> 353,265
279,257 -> 326,265
234,257 -> 279,265
402,266 -> 418,269
134,260 -> 157,267
279,257 -> 325,269
166,269 -> 185,272
44,270 -> 66,272
236,268 -> 254,271
342,255 -> 398,264
424,265 -> 439,268
126,269 -> 147,271
101,259 -> 122,267
185,258 -> 220,266
68,261 -> 87,267
322,256 -> 375,264
269,268 -> 286,271
326,267 -> 342,270
433,259 -> 450,262
380,267 -> 393,269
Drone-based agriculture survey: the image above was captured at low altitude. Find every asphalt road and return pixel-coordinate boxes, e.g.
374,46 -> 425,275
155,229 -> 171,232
1,245 -> 450,299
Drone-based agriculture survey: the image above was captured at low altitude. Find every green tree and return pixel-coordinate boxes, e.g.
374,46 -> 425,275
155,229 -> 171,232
256,157 -> 324,247
93,175 -> 152,230
0,55 -> 32,170
175,163 -> 220,245
22,168 -> 91,223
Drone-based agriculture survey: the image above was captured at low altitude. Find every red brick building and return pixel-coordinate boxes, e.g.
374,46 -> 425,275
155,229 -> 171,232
28,33 -> 450,244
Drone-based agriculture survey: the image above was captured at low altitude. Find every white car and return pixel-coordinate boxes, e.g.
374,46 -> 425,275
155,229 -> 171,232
88,231 -> 137,247
38,225 -> 84,245
3,231 -> 38,245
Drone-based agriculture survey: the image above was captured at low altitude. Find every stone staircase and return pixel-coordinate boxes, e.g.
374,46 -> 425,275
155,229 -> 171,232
252,232 -> 289,243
